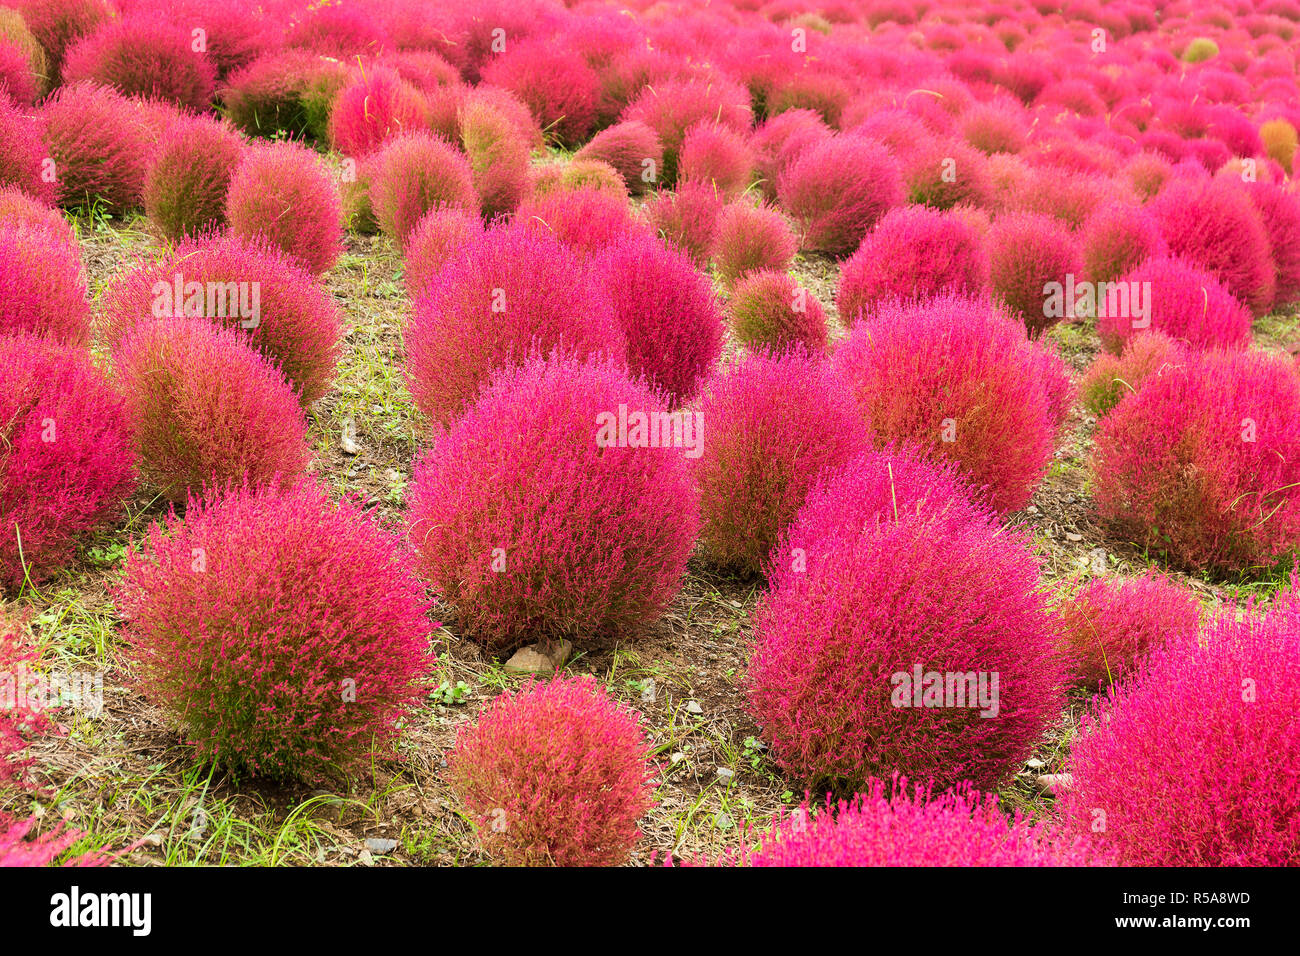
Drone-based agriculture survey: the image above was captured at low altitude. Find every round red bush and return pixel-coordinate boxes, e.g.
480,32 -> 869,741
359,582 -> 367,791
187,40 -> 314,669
1080,201 -> 1167,284
679,121 -> 754,199
621,76 -> 752,184
728,270 -> 829,354
366,131 -> 476,247
1058,572 -> 1201,691
987,211 -> 1082,336
1245,179 -> 1300,310
642,180 -> 723,266
0,334 -> 135,591
459,96 -> 529,221
116,479 -> 434,781
404,224 -> 625,427
143,115 -> 245,240
837,206 -> 988,323
748,445 -> 1066,791
573,119 -> 663,194
0,221 -> 88,345
591,231 -> 723,407
102,232 -> 342,405
447,674 -> 657,866
116,318 -> 312,501
515,185 -> 644,258
1150,177 -> 1276,315
407,354 -> 699,650
403,205 -> 484,299
479,37 -> 598,149
0,96 -> 55,205
13,0 -> 113,81
1099,255 -> 1252,354
749,107 -> 832,201
777,133 -> 904,257
711,200 -> 797,287
1060,595 -> 1300,865
61,16 -> 217,112
327,66 -> 429,158
1092,348 -> 1300,574
226,141 -> 343,275
692,348 -> 868,576
832,295 -> 1067,514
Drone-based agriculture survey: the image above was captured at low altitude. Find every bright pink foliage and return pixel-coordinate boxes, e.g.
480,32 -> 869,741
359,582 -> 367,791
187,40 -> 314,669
327,66 -> 429,157
987,211 -> 1082,336
0,221 -> 89,345
366,131 -> 477,246
1099,255 -> 1252,353
61,16 -> 217,111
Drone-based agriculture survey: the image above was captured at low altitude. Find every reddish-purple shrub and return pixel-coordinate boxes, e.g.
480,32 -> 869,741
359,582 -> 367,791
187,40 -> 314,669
42,81 -> 162,211
748,445 -> 1066,790
404,225 -> 625,427
0,335 -> 135,591
642,180 -> 723,265
1091,348 -> 1300,573
1245,179 -> 1300,310
0,221 -> 88,345
366,131 -> 476,247
728,270 -> 829,354
131,0 -> 280,80
1080,330 -> 1186,420
61,16 -> 217,111
403,205 -> 484,299
777,133 -> 904,257
13,0 -> 113,81
679,121 -> 754,199
1059,572 -> 1201,690
480,37 -> 598,149
0,96 -> 55,205
515,185 -> 644,258
621,76 -> 752,184
459,97 -> 529,221
706,199 -> 795,288
448,675 -> 655,866
0,185 -> 72,242
143,115 -> 245,240
1081,201 -> 1167,284
0,36 -> 42,106
903,140 -> 995,211
721,777 -> 1100,866
833,295 -> 1067,514
1060,594 -> 1300,865
837,206 -> 988,322
960,100 -> 1030,155
285,1 -> 385,57
226,141 -> 343,275
988,211 -> 1082,336
1150,177 -> 1276,315
749,107 -> 832,201
693,348 -> 868,575
117,479 -> 434,780
408,354 -> 698,648
573,119 -> 663,194
592,231 -> 723,407
116,318 -> 311,501
327,66 -> 430,158
103,233 -> 342,404
1099,256 -> 1252,354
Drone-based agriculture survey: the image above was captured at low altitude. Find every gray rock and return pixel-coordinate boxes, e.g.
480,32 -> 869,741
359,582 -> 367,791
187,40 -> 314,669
364,837 -> 399,854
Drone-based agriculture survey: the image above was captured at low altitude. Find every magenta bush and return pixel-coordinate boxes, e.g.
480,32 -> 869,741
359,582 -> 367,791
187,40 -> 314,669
0,221 -> 89,345
987,211 -> 1082,336
143,115 -> 245,240
448,674 -> 657,866
0,95 -> 56,205
748,445 -> 1066,790
642,180 -> 723,265
459,96 -> 530,221
1080,330 -> 1187,420
226,141 -> 343,275
327,66 -> 429,157
117,479 -> 434,780
515,185 -> 645,259
620,75 -> 752,184
573,119 -> 663,194
480,37 -> 599,148
61,16 -> 217,111
407,354 -> 698,650
403,205 -> 484,299
366,131 -> 476,246
404,224 -> 625,427
1080,201 -> 1168,284
679,121 -> 754,198
1098,255 -> 1252,354
711,201 -> 797,287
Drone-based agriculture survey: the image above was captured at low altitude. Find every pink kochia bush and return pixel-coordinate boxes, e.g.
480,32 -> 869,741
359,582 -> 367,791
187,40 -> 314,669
116,319 -> 311,501
1080,331 -> 1186,420
404,225 -> 625,427
327,66 -> 429,157
837,206 -> 988,323
592,231 -> 723,407
447,675 -> 657,866
722,777 -> 1100,867
1060,591 -> 1300,865
679,122 -> 753,198
777,134 -> 904,257
459,97 -> 529,221
116,480 -> 434,780
574,119 -> 663,194
0,222 -> 90,345
1080,201 -> 1167,284
516,186 -> 644,258
1099,256 -> 1252,354
61,16 -> 217,111
102,233 -> 342,405
42,81 -> 161,211
987,211 -> 1082,336
403,206 -> 484,299
0,95 -> 56,205
832,295 -> 1069,514
0,335 -> 135,591
366,131 -> 477,246
226,141 -> 343,275
479,38 -> 599,149
407,354 -> 698,651
642,180 -> 723,265
143,115 -> 245,240
1058,573 -> 1201,691
692,348 -> 867,576
747,445 -> 1066,791
728,270 -> 828,354
711,201 -> 797,287
1150,177 -> 1276,315
1092,349 -> 1300,574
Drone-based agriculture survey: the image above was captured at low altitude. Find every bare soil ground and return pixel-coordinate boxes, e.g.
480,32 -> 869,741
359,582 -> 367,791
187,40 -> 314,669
3,214 -> 1296,866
